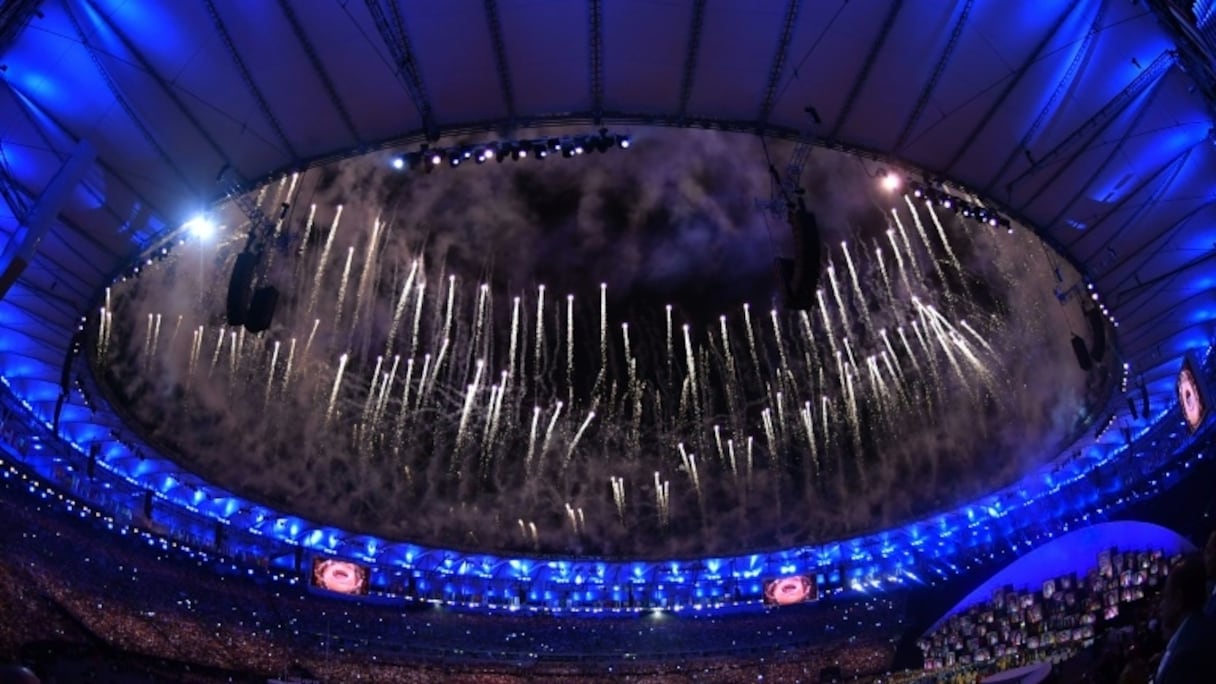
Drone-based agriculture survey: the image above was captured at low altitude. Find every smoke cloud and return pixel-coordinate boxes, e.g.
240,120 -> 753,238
97,128 -> 1110,558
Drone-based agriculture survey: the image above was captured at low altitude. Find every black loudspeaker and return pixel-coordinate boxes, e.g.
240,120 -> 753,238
1072,334 -> 1093,371
1140,382 -> 1150,416
226,251 -> 259,326
1086,307 -> 1107,363
779,204 -> 823,310
143,490 -> 154,519
245,285 -> 279,333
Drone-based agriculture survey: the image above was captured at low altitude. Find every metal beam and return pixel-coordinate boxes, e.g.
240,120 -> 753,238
758,0 -> 802,127
1104,189 -> 1211,295
64,3 -> 198,198
589,0 -> 604,124
893,0 -> 974,152
276,0 -> 362,146
1102,252 -> 1203,341
1008,51 -> 1175,197
985,1 -> 1108,194
482,0 -> 517,123
0,286 -> 80,330
1040,80 -> 1169,233
201,0 -> 298,159
1016,52 -> 1177,212
828,0 -> 902,140
943,2 -> 1077,174
0,142 -> 28,221
363,0 -> 437,140
1079,144 -> 1192,271
2,81 -> 169,252
0,315 -> 69,350
7,175 -> 116,278
676,0 -> 707,121
83,0 -> 231,169
0,0 -> 40,56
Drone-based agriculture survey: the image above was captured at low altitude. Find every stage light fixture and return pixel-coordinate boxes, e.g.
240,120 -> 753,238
391,157 -> 405,170
449,154 -> 461,167
429,153 -> 441,166
880,170 -> 900,192
618,135 -> 631,149
183,216 -> 216,240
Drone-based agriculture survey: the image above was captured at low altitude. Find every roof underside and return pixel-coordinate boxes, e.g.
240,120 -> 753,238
0,0 -> 1213,543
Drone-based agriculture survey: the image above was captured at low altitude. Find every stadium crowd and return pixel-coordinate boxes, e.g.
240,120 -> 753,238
0,462 -> 900,682
1,412 -> 1215,682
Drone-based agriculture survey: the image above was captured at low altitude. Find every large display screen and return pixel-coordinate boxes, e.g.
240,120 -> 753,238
1177,354 -> 1208,433
762,574 -> 817,606
310,557 -> 369,596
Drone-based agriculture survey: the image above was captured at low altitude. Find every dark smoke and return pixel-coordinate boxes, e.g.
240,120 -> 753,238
96,128 -> 1111,558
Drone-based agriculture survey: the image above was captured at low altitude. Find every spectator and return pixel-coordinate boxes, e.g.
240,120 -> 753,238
1151,554 -> 1216,684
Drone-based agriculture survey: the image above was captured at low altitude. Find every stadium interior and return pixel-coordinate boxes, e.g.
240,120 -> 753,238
2,0 -> 1216,682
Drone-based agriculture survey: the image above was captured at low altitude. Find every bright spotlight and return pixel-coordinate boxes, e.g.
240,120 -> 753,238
484,147 -> 495,160
618,136 -> 631,149
880,172 -> 900,192
429,153 -> 441,166
184,216 -> 215,240
391,157 -> 406,171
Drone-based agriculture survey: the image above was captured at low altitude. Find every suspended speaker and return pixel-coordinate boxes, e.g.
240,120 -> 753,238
226,251 -> 259,326
1086,307 -> 1107,363
143,490 -> 153,519
245,285 -> 279,333
1140,382 -> 1149,417
1071,334 -> 1093,371
779,205 -> 822,310
1127,397 -> 1139,420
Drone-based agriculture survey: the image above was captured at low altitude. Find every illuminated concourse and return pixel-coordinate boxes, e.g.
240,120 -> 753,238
1,1 -> 1215,681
